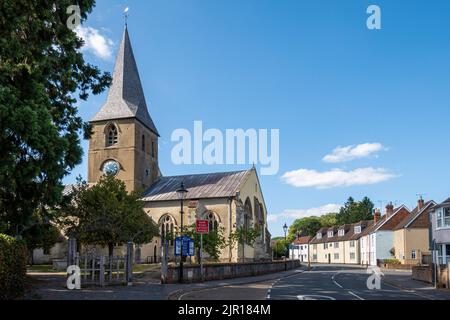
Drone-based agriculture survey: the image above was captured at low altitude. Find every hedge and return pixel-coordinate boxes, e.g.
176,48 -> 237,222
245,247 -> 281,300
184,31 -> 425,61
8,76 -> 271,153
0,234 -> 28,299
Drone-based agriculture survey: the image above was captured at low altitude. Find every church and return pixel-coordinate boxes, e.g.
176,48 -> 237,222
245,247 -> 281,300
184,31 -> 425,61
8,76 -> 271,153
35,27 -> 271,264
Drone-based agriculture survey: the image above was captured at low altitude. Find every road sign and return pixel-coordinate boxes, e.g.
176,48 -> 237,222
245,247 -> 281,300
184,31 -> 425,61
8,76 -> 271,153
196,220 -> 209,234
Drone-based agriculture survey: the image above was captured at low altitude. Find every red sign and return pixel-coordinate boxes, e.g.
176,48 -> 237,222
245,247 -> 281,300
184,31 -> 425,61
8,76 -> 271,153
196,220 -> 209,234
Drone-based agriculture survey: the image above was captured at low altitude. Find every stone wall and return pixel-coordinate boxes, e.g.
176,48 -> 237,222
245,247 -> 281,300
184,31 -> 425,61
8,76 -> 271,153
166,260 -> 301,284
412,265 -> 433,283
412,264 -> 450,288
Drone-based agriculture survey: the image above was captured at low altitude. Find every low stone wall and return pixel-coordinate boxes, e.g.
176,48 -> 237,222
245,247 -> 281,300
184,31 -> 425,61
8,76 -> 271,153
379,263 -> 413,270
412,264 -> 450,288
166,260 -> 301,284
412,265 -> 433,283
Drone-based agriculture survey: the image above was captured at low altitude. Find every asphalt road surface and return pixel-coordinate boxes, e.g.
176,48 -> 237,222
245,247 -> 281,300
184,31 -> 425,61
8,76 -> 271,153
178,265 -> 450,300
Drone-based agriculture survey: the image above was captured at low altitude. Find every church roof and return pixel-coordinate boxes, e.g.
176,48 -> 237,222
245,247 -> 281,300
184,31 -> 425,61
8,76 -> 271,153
142,170 -> 251,201
90,27 -> 159,136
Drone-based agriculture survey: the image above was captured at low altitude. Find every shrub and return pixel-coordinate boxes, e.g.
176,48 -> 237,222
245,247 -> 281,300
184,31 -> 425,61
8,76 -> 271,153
0,234 -> 28,299
383,258 -> 401,265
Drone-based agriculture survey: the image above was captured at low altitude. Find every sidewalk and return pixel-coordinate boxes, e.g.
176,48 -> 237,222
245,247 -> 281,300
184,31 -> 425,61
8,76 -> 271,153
24,265 -> 308,300
382,269 -> 450,300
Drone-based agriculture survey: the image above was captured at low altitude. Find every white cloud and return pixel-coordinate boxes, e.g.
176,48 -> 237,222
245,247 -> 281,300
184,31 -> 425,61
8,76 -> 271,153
75,26 -> 114,60
268,204 -> 342,223
323,143 -> 386,163
281,167 -> 397,189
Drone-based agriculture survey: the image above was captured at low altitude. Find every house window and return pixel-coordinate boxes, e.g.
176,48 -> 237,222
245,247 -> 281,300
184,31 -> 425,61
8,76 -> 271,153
350,241 -> 355,248
107,124 -> 118,146
328,231 -> 334,238
334,242 -> 339,249
411,250 -> 417,260
334,253 -> 339,260
313,244 -> 317,250
350,252 -> 355,260
313,254 -> 317,261
438,244 -> 450,265
437,208 -> 450,229
323,243 -> 327,249
317,233 -> 322,239
338,229 -> 345,237
354,226 -> 362,234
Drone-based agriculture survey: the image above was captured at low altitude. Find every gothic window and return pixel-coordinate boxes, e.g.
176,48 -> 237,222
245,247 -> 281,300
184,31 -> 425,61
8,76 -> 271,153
142,134 -> 146,152
106,124 -> 118,146
151,141 -> 155,158
244,198 -> 253,242
160,214 -> 176,246
205,211 -> 219,231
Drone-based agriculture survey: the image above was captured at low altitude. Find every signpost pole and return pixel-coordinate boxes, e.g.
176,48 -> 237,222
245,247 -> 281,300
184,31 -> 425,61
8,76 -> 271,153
200,233 -> 204,281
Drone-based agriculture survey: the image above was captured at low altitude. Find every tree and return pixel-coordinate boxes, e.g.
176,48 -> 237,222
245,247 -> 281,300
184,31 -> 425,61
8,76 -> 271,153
229,226 -> 260,262
272,239 -> 289,260
288,217 -> 323,241
336,197 -> 374,225
21,219 -> 61,265
184,225 -> 227,261
0,0 -> 111,236
59,175 -> 159,257
319,213 -> 338,228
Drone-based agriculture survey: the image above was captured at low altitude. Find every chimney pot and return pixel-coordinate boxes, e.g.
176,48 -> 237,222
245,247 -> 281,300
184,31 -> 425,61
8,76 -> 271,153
386,202 -> 394,217
374,208 -> 381,223
418,197 -> 425,210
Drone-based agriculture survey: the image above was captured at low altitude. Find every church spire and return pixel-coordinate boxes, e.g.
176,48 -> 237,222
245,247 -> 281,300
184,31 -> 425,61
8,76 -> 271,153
91,26 -> 159,136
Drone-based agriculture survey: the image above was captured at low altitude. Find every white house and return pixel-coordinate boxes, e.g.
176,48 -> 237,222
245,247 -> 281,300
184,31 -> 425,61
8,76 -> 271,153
289,236 -> 311,262
360,203 -> 410,266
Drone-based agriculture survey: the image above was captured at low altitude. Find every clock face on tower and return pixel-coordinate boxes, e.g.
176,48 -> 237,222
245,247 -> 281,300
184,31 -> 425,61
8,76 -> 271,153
102,160 -> 120,176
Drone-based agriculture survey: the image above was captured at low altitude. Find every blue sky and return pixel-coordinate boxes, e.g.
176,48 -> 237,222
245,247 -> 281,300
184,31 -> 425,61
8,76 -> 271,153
66,0 -> 450,237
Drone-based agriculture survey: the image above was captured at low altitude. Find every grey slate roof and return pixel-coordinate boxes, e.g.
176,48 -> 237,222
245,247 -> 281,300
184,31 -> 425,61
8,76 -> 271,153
142,170 -> 251,201
435,197 -> 450,208
91,27 -> 159,136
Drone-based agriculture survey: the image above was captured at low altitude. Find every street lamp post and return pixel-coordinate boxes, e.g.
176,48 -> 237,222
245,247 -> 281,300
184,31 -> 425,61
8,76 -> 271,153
283,223 -> 288,271
176,182 -> 188,284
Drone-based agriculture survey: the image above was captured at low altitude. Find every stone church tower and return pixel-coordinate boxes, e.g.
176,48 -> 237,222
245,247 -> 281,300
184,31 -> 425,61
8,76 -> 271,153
88,27 -> 160,192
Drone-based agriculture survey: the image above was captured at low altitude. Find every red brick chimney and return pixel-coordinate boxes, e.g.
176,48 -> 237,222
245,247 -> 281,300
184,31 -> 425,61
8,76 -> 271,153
386,202 -> 394,217
374,208 -> 381,224
418,197 -> 425,210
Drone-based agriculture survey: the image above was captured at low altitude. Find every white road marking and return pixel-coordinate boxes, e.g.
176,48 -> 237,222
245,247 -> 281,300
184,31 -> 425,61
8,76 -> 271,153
348,290 -> 365,300
297,295 -> 336,300
331,272 -> 343,288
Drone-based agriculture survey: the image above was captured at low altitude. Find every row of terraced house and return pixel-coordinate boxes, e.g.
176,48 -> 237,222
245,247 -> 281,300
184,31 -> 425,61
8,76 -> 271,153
289,197 -> 450,268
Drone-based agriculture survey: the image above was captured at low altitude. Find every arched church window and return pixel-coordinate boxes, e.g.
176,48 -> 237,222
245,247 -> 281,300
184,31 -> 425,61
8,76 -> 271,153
160,214 -> 176,246
107,124 -> 118,146
205,211 -> 219,231
244,198 -> 253,242
142,134 -> 146,152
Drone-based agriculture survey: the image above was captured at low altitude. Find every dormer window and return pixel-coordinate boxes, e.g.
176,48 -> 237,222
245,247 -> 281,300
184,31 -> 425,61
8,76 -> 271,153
338,229 -> 345,237
317,233 -> 322,239
327,231 -> 334,238
354,226 -> 362,234
107,124 -> 118,146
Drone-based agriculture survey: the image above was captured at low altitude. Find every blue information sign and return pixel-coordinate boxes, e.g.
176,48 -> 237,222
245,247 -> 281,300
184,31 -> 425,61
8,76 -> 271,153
174,236 -> 195,257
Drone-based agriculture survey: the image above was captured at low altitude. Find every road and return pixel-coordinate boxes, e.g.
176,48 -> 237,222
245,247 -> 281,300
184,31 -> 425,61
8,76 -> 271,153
178,265 -> 450,300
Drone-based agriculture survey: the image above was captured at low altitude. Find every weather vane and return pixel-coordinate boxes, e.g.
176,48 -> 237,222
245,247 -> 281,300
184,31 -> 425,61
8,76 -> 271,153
124,7 -> 129,26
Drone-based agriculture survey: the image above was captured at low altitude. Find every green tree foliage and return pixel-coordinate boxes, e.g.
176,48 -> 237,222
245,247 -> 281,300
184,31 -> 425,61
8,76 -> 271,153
0,0 -> 111,236
0,234 -> 28,299
336,197 -> 374,225
272,239 -> 289,260
59,175 -> 159,257
229,226 -> 260,262
184,225 -> 227,261
287,213 -> 338,241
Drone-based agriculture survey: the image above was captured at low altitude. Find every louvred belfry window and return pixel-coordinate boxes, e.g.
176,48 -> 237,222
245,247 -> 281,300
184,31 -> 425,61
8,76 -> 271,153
107,124 -> 118,146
